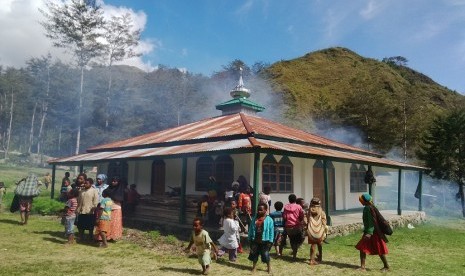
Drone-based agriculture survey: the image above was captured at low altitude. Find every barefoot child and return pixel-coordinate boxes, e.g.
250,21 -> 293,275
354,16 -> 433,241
306,197 -> 327,265
218,207 -> 240,262
248,203 -> 274,274
62,188 -> 79,245
185,218 -> 219,275
269,201 -> 285,256
94,189 -> 113,248
355,193 -> 389,272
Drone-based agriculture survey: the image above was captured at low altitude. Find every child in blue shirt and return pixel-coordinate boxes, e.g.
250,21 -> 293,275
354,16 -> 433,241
248,203 -> 274,274
269,201 -> 284,256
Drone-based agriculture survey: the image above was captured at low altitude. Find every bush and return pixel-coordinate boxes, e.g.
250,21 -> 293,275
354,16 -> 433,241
147,230 -> 161,240
32,198 -> 65,215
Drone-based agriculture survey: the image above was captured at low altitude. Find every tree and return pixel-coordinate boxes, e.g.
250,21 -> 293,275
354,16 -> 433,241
40,0 -> 105,155
382,56 -> 408,66
418,109 -> 465,217
101,13 -> 141,129
26,54 -> 52,155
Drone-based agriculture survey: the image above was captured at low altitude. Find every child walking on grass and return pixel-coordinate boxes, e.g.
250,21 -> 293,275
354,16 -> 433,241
218,207 -> 240,262
94,190 -> 113,248
248,203 -> 274,274
185,218 -> 219,275
62,188 -> 79,245
269,201 -> 285,256
306,197 -> 327,265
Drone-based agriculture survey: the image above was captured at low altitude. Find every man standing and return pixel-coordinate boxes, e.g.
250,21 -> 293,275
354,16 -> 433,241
282,194 -> 305,259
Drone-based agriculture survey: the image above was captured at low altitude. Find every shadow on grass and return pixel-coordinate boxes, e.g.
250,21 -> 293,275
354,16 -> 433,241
322,260 -> 360,269
160,266 -> 201,275
216,258 -> 251,270
0,218 -> 21,225
32,230 -> 64,238
43,237 -> 65,244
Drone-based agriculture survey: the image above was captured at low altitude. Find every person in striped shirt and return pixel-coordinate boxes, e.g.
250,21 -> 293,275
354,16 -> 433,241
63,188 -> 79,245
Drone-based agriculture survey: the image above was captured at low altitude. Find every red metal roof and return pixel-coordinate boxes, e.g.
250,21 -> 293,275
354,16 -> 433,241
87,113 -> 378,156
49,113 -> 425,170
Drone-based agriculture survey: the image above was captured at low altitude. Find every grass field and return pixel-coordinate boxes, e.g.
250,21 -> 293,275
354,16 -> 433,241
1,164 -> 465,275
0,210 -> 464,276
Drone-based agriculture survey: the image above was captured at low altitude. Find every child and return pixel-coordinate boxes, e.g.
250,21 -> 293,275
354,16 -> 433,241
238,186 -> 252,233
185,218 -> 219,275
126,184 -> 141,214
269,201 -> 285,256
306,197 -> 327,265
62,188 -> 79,245
248,203 -> 274,274
218,207 -> 240,262
0,182 -> 6,209
258,185 -> 272,213
94,189 -> 113,248
214,197 -> 225,229
200,195 -> 209,224
59,179 -> 72,202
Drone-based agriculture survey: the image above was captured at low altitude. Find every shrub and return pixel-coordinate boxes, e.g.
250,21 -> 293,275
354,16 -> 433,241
32,198 -> 65,215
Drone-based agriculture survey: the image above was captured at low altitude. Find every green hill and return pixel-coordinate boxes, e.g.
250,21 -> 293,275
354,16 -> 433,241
262,47 -> 465,158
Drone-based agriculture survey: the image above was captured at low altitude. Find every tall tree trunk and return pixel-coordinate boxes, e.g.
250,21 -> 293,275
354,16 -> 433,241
75,66 -> 83,156
28,102 -> 37,154
105,64 -> 113,129
37,65 -> 50,155
5,89 -> 14,160
74,66 -> 84,176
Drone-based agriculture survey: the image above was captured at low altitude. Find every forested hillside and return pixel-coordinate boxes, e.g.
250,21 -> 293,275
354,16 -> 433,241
263,47 -> 465,159
0,47 -> 463,163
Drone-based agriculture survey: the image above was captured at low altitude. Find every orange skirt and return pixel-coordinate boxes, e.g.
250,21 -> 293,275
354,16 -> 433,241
107,206 -> 123,241
355,232 -> 388,255
95,220 -> 111,235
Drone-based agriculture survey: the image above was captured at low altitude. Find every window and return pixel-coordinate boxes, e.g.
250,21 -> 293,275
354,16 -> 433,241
107,161 -> 128,182
195,155 -> 234,191
195,156 -> 214,191
350,163 -> 367,193
262,154 -> 293,193
215,155 -> 234,192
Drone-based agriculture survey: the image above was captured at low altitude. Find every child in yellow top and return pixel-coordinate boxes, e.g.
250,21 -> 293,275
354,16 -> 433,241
185,218 -> 218,275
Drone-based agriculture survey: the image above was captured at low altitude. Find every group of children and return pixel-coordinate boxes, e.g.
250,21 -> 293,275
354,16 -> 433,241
60,172 -> 140,248
187,188 -> 329,275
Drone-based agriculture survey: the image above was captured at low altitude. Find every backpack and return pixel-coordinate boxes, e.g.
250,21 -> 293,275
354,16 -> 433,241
370,206 -> 393,236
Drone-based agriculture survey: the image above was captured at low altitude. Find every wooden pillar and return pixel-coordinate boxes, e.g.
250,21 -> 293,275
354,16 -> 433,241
252,151 -> 260,214
51,164 -> 56,199
179,157 -> 187,224
397,169 -> 402,215
418,171 -> 423,211
79,164 -> 84,173
323,159 -> 331,226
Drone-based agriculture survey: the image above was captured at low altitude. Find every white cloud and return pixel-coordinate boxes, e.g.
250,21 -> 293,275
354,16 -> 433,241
0,0 -> 155,71
181,48 -> 188,57
359,0 -> 382,20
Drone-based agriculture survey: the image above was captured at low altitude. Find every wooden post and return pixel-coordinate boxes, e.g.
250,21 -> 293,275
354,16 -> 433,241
323,159 -> 331,226
51,164 -> 56,199
252,152 -> 260,214
180,157 -> 187,224
418,171 -> 423,211
397,169 -> 402,215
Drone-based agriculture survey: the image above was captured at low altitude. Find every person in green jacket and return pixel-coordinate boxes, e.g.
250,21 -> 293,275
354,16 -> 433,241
248,203 -> 274,274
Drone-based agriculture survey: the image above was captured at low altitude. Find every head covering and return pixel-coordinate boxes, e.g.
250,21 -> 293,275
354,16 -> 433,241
96,174 -> 107,182
310,197 -> 321,206
231,181 -> 239,188
359,193 -> 372,205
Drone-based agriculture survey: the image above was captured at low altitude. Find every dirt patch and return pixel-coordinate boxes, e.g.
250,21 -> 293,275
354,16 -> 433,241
123,228 -> 188,255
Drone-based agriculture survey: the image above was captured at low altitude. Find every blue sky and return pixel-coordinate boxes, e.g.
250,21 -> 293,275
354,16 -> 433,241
1,0 -> 465,93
